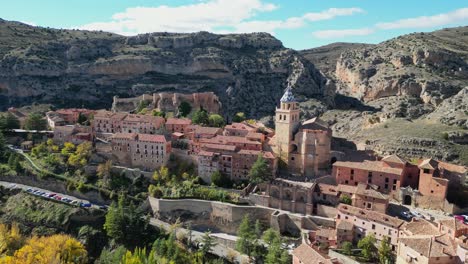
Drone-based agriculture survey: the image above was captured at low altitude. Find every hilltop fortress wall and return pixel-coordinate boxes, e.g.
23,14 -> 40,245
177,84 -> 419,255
112,92 -> 221,114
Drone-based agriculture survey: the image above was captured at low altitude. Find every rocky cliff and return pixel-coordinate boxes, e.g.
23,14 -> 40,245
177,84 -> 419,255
300,27 -> 467,165
0,19 -> 331,119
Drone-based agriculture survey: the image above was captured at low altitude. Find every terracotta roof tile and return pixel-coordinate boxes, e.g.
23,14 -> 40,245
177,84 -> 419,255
399,234 -> 458,258
166,118 -> 192,125
138,134 -> 167,143
292,244 -> 338,264
337,204 -> 404,228
333,160 -> 403,175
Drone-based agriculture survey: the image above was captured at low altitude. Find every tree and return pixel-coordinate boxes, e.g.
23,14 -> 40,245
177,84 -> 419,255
103,194 -> 152,247
210,170 -> 231,188
61,142 -> 76,156
136,100 -> 149,114
97,160 -> 113,187
77,113 -> 87,125
5,113 -> 20,130
342,241 -> 353,255
0,223 -> 25,256
178,101 -> 192,117
152,166 -> 170,183
232,112 -> 246,122
24,113 -> 47,130
192,108 -> 209,125
262,228 -> 280,246
378,237 -> 393,264
68,142 -> 92,167
7,234 -> 87,264
0,132 -> 5,158
199,231 -> 217,262
249,154 -> 271,184
208,114 -> 225,127
236,214 -> 258,258
152,110 -> 166,118
340,194 -> 352,205
95,246 -> 127,264
358,234 -> 377,261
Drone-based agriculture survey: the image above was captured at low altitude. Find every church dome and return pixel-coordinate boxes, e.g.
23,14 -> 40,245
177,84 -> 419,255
280,86 -> 296,103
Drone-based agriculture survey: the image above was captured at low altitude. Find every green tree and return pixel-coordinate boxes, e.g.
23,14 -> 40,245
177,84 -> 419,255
249,154 -> 271,184
199,231 -> 217,262
96,246 -> 127,264
152,166 -> 170,183
192,108 -> 209,125
178,101 -> 192,117
236,214 -> 258,258
232,112 -> 246,122
24,113 -> 47,130
340,194 -> 352,205
208,114 -> 225,127
103,194 -> 152,247
152,110 -> 166,118
262,228 -> 280,246
358,234 -> 377,261
136,100 -> 150,114
0,132 -> 5,158
77,113 -> 87,125
5,112 -> 20,129
210,170 -> 231,188
342,241 -> 353,255
378,237 -> 393,264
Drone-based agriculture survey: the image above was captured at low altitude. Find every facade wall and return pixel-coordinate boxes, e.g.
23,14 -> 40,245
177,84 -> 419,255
419,169 -> 449,199
336,215 -> 400,247
352,195 -> 388,213
111,136 -> 170,171
334,166 -> 401,193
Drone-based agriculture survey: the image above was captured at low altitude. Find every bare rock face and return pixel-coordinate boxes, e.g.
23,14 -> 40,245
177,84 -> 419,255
334,27 -> 468,105
0,21 -> 330,119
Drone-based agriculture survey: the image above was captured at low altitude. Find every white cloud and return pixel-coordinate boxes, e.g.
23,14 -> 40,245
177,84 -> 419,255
312,28 -> 374,39
303,7 -> 364,22
312,8 -> 468,40
77,1 -> 364,36
376,8 -> 468,29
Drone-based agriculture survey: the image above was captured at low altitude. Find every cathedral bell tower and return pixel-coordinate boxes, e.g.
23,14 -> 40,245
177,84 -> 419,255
274,86 -> 300,167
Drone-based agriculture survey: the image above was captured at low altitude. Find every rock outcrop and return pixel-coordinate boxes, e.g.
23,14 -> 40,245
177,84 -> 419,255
334,27 -> 468,105
0,20 -> 331,119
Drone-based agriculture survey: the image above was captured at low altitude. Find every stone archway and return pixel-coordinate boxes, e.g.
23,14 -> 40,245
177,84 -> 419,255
403,195 -> 412,205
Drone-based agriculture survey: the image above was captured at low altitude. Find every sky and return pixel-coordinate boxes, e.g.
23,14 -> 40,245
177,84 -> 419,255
1,0 -> 467,50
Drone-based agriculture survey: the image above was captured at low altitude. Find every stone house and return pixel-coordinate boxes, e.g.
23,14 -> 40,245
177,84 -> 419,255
111,133 -> 171,171
53,125 -> 92,145
223,122 -> 257,137
165,118 -> 192,133
397,234 -> 461,264
333,154 -> 420,194
273,86 -> 332,178
336,204 -> 404,249
119,114 -> 165,134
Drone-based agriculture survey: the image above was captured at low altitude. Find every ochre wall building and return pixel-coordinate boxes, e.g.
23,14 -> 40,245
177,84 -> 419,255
273,87 -> 332,178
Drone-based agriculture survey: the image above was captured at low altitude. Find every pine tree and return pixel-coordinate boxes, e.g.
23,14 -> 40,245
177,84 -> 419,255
236,214 -> 257,258
199,231 -> 217,262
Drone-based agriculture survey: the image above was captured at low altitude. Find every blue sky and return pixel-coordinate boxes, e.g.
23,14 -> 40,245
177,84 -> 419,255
1,0 -> 467,50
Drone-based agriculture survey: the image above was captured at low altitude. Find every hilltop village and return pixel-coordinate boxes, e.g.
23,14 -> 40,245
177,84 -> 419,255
2,88 -> 468,264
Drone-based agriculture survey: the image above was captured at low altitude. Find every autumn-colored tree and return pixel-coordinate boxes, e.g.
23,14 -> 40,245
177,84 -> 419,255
61,142 -> 76,157
0,223 -> 24,256
97,160 -> 113,187
3,234 -> 87,264
68,142 -> 92,167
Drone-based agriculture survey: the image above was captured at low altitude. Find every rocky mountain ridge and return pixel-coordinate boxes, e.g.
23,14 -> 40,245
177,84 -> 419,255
0,19 -> 331,119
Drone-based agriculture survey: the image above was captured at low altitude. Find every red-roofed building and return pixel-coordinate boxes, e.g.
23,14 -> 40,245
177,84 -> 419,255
223,122 -> 256,137
111,133 -> 171,171
165,118 -> 192,133
92,110 -> 165,135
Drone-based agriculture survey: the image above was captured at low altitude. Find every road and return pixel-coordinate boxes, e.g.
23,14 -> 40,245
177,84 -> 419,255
150,218 -> 249,263
0,180 -> 103,210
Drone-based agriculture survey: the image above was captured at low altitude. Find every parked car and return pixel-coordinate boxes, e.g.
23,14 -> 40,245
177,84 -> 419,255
48,193 -> 56,198
80,203 -> 92,208
400,211 -> 413,220
455,215 -> 465,223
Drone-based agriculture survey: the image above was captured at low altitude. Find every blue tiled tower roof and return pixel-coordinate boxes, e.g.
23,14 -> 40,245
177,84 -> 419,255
280,86 -> 296,103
